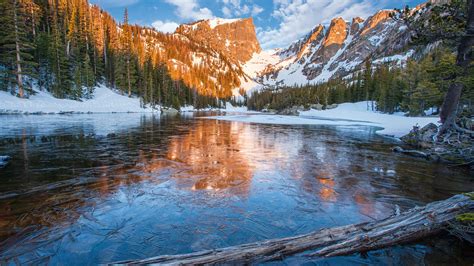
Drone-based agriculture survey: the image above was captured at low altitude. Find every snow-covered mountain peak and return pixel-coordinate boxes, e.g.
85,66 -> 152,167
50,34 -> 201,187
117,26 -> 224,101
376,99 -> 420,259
253,5 -> 426,88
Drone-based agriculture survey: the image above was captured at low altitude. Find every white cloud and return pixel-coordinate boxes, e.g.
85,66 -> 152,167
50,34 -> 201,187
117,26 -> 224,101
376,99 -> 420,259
219,0 -> 264,18
258,0 -> 387,49
152,20 -> 179,33
251,5 -> 264,16
222,6 -> 232,17
164,0 -> 213,21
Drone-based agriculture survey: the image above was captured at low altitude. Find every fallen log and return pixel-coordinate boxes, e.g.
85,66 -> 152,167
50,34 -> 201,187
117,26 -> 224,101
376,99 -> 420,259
112,194 -> 473,265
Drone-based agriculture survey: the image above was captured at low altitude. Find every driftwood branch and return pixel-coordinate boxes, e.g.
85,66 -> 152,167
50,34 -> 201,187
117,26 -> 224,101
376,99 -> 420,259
392,146 -> 429,158
112,193 -> 473,265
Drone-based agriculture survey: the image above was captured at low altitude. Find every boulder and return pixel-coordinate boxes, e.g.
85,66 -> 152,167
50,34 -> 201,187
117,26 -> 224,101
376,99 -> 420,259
326,104 -> 338,110
310,104 -> 323,111
401,123 -> 438,148
277,106 -> 300,116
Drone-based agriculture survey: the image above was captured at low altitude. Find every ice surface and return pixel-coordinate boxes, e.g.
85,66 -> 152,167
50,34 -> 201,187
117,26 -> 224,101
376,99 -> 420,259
206,101 -> 439,138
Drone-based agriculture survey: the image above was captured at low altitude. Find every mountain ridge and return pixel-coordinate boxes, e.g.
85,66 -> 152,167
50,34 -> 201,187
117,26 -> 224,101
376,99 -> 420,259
254,8 -> 409,87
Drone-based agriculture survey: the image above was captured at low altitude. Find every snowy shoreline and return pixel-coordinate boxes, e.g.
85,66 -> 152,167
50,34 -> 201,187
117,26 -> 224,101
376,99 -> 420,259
0,86 -> 253,115
204,102 -> 439,138
0,85 -> 157,115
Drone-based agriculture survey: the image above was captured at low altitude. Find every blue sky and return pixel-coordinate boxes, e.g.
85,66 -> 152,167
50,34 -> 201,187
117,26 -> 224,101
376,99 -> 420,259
90,0 -> 426,49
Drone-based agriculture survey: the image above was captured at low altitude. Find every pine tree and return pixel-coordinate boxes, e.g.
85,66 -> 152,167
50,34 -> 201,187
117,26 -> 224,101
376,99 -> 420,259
48,4 -> 71,98
122,8 -> 132,97
361,59 -> 375,109
0,0 -> 37,97
82,53 -> 95,97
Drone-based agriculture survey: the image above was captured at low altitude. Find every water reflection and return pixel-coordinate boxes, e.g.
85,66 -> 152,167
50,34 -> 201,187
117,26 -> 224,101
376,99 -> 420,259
0,114 -> 473,265
166,121 -> 253,194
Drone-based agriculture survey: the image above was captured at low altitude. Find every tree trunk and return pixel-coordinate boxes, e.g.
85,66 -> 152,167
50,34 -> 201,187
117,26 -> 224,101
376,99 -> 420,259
440,0 -> 474,130
13,0 -> 24,98
66,40 -> 70,57
112,193 -> 473,265
440,82 -> 463,130
103,26 -> 107,65
30,6 -> 36,37
127,57 -> 131,97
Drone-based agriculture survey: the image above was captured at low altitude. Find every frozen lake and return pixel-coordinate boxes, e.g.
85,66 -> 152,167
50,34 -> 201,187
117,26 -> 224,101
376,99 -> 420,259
0,113 -> 472,264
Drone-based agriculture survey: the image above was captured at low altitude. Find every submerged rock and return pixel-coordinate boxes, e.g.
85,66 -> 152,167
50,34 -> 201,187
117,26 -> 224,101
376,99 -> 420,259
0,156 -> 11,168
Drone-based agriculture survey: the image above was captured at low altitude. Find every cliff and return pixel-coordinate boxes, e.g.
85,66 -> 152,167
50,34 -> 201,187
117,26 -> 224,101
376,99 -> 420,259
176,18 -> 261,63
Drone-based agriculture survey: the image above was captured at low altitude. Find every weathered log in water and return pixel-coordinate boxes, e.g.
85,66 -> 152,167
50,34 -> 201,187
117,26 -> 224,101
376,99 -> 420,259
112,193 -> 473,265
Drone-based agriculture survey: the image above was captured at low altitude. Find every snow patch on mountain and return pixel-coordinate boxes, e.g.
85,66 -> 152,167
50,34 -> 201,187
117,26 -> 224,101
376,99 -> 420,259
243,50 -> 280,78
208,18 -> 240,29
373,50 -> 415,66
315,34 -> 354,83
234,50 -> 281,96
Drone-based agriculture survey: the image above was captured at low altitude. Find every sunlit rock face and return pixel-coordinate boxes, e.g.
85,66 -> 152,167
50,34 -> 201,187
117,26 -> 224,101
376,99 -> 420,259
278,25 -> 325,62
323,18 -> 348,47
176,18 -> 261,63
296,25 -> 325,60
360,10 -> 395,35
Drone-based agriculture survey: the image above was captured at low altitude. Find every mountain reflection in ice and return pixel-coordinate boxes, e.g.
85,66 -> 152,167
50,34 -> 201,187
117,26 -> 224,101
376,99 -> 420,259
0,114 -> 472,265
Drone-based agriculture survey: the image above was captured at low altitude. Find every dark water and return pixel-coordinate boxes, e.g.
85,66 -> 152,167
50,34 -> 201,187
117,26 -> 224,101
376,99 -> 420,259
0,113 -> 472,265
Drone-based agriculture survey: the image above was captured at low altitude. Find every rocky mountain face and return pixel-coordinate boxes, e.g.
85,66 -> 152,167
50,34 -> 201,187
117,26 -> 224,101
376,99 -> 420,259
257,8 -> 416,86
176,18 -> 261,63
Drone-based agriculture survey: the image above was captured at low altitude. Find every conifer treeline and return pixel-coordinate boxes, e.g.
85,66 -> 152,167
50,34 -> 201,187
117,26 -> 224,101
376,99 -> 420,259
0,0 -> 240,109
248,47 -> 473,116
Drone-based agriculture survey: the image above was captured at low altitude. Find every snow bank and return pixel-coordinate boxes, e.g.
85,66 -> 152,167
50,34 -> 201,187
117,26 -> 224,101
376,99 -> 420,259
206,102 -> 439,138
0,84 -> 257,115
0,85 -> 156,114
